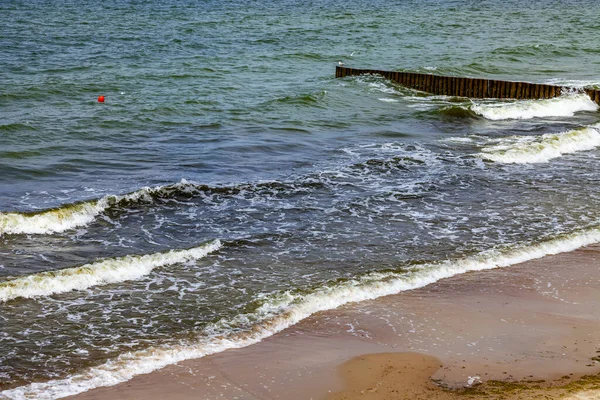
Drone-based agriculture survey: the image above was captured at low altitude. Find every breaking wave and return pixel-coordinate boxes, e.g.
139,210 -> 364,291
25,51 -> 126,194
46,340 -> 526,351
0,240 -> 221,303
471,93 -> 598,120
4,227 -> 600,399
479,124 -> 600,164
0,201 -> 106,236
0,180 -> 218,236
0,147 -> 439,238
435,105 -> 479,119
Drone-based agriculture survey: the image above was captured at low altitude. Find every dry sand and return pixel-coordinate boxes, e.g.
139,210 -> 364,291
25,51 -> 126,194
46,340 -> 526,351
67,244 -> 600,400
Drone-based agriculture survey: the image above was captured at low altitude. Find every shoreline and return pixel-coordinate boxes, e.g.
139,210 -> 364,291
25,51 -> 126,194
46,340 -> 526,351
63,243 -> 600,400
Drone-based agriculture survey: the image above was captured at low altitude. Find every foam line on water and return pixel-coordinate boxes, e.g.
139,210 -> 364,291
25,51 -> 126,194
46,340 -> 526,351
3,227 -> 600,400
471,93 -> 598,120
0,240 -> 221,303
479,124 -> 600,164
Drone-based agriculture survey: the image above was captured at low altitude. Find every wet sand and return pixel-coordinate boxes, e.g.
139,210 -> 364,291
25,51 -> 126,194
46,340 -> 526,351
327,352 -> 600,400
67,244 -> 600,399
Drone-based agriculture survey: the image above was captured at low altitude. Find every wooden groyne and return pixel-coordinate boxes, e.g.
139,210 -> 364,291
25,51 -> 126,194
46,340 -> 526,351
336,66 -> 600,105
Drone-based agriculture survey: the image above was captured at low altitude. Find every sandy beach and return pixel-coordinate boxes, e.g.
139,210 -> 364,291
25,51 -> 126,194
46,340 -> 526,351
64,244 -> 600,400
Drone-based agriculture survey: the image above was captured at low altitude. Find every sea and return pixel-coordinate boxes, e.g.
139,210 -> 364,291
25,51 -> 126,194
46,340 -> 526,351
1,0 -> 600,398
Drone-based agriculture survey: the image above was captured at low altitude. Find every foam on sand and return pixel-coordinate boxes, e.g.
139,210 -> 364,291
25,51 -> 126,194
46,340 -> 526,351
471,93 -> 598,120
4,226 -> 600,399
0,240 -> 221,303
564,391 -> 600,400
479,124 -> 600,164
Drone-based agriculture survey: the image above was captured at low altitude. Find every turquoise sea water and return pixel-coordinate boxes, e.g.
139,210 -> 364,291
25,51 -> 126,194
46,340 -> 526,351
1,1 -> 600,398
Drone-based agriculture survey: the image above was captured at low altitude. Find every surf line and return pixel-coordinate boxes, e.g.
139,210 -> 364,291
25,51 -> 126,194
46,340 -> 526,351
335,66 -> 600,105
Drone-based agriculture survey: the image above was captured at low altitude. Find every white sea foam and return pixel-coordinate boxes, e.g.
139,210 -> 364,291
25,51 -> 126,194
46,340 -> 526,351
0,180 -> 195,236
0,240 -> 221,303
0,202 -> 106,236
443,137 -> 474,143
368,81 -> 397,94
479,124 -> 600,164
471,93 -> 598,120
4,227 -> 600,400
564,391 -> 600,400
467,376 -> 482,387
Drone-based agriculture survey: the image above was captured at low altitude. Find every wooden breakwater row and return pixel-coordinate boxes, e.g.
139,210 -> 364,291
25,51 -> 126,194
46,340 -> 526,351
336,66 -> 600,105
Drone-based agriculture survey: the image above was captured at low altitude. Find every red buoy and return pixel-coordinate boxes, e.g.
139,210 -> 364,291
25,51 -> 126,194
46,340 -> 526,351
98,95 -> 105,103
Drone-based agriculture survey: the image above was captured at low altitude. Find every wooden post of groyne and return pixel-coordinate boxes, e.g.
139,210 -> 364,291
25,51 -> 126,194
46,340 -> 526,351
335,66 -> 600,105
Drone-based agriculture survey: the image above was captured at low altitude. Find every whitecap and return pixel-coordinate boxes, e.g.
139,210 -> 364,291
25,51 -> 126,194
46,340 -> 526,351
0,179 -> 196,236
0,240 -> 221,302
0,202 -> 105,236
471,93 -> 598,120
479,124 -> 600,164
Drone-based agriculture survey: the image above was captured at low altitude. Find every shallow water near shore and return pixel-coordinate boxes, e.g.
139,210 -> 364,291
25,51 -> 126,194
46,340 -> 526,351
2,0 -> 600,398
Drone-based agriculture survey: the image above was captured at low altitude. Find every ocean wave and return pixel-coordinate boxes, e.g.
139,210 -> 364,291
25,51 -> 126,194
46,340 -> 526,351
0,202 -> 106,236
0,178 -> 332,236
471,93 -> 598,120
479,124 -> 600,164
0,180 -> 204,236
1,147 -> 439,237
4,227 -> 600,400
0,122 -> 38,132
267,90 -> 327,107
350,155 -> 426,173
0,179 -> 309,236
0,240 -> 221,303
435,105 -> 479,119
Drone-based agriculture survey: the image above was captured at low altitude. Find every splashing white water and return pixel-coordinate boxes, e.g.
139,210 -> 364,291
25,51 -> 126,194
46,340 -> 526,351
471,93 -> 598,120
0,180 -> 196,236
0,201 -> 105,236
479,124 -> 600,164
0,240 -> 221,303
4,227 -> 600,400
564,391 -> 600,400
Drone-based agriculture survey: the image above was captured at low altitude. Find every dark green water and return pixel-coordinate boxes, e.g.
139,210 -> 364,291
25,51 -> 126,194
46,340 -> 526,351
1,1 -> 600,398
